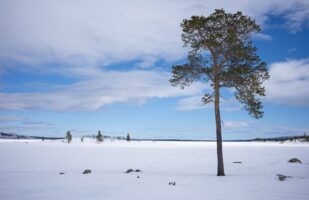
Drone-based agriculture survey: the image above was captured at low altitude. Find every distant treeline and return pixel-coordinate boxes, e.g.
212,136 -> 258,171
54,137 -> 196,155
1,132 -> 308,142
83,134 -> 126,140
0,132 -> 64,140
252,134 -> 309,142
132,134 -> 309,142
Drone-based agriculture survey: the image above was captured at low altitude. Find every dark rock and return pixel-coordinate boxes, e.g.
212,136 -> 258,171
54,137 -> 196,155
168,181 -> 176,186
137,176 -> 140,178
233,161 -> 242,164
82,169 -> 92,174
125,169 -> 142,173
277,174 -> 292,181
288,158 -> 302,164
125,169 -> 134,173
59,172 -> 65,175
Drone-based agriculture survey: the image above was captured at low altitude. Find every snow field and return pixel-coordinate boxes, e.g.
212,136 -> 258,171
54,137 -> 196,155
0,140 -> 308,200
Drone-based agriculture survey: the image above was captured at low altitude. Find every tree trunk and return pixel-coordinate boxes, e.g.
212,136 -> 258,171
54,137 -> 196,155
214,80 -> 225,176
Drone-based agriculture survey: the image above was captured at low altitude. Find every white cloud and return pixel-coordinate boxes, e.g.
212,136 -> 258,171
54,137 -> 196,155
176,95 -> 242,112
0,70 -> 206,111
0,0 -> 308,76
22,120 -> 54,127
0,115 -> 25,122
275,2 -> 309,33
253,33 -> 272,41
176,96 -> 208,111
223,121 -> 249,128
135,56 -> 158,69
246,124 -> 309,136
264,58 -> 309,106
248,0 -> 309,32
287,48 -> 297,54
221,122 -> 309,137
0,125 -> 57,135
0,118 -> 56,135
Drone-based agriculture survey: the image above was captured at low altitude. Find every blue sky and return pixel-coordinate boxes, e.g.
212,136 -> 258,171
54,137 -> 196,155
0,0 -> 309,139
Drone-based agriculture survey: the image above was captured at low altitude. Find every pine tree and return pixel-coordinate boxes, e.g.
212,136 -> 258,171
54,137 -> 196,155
170,9 -> 269,176
96,131 -> 103,142
66,130 -> 72,143
126,133 -> 131,142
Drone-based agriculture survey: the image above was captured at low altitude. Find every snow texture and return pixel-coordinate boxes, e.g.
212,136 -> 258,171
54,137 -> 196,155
0,139 -> 308,200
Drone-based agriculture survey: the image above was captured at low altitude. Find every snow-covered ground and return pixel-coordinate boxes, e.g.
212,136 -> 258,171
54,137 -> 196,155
0,139 -> 308,200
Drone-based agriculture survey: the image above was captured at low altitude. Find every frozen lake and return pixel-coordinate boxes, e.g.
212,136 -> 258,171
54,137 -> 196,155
0,139 -> 308,200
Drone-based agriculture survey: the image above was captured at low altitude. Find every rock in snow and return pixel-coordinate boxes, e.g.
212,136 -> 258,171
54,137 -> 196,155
125,169 -> 134,173
168,181 -> 176,186
125,169 -> 142,173
82,169 -> 92,174
288,158 -> 302,164
277,174 -> 292,181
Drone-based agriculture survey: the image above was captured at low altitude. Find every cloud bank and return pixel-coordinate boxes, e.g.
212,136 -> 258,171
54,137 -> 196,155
1,0 -> 309,73
0,70 -> 206,111
0,0 -> 308,112
264,58 -> 309,106
2,56 -> 308,111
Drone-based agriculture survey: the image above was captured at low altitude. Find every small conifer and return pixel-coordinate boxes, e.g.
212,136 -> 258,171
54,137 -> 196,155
66,130 -> 72,143
126,133 -> 130,142
96,131 -> 103,142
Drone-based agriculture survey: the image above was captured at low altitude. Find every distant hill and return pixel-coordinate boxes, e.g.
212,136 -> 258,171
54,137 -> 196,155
133,135 -> 309,142
252,135 -> 309,142
0,132 -> 64,140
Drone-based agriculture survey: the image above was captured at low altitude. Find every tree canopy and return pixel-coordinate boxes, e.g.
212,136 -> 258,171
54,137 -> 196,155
170,9 -> 269,119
